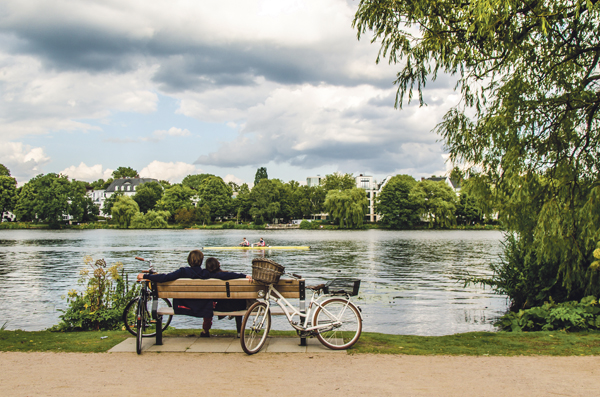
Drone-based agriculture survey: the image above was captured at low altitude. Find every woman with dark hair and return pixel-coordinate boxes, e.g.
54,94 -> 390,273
205,257 -> 249,337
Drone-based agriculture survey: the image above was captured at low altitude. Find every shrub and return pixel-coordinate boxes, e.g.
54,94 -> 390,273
496,296 -> 600,332
299,220 -> 313,230
52,257 -> 138,331
221,221 -> 235,229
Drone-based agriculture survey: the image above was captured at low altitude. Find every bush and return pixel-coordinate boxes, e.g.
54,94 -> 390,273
299,220 -> 313,229
51,257 -> 138,331
221,221 -> 235,229
496,296 -> 600,332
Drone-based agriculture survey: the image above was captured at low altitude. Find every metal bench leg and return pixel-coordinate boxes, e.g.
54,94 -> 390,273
156,315 -> 163,345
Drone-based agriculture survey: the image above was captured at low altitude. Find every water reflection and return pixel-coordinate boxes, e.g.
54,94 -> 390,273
0,229 -> 507,335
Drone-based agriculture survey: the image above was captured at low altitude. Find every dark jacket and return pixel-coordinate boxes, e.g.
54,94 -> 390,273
143,267 -> 247,318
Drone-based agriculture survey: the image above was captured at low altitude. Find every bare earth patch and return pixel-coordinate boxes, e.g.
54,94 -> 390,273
1,352 -> 599,396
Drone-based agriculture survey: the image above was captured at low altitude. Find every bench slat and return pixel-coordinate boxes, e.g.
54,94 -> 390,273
155,278 -> 301,299
157,308 -> 287,316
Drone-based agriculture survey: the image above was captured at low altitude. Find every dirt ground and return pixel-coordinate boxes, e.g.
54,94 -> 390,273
1,352 -> 599,396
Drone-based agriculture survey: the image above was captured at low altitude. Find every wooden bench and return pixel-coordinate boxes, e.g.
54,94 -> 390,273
151,278 -> 306,345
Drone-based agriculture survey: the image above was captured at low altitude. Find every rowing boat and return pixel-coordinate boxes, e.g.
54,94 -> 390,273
202,246 -> 310,250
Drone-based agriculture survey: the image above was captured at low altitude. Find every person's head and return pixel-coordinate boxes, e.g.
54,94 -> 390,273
187,250 -> 204,268
243,237 -> 247,240
205,257 -> 221,273
260,238 -> 263,241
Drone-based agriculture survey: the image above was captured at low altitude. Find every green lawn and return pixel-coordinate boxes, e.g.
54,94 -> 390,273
2,329 -> 600,355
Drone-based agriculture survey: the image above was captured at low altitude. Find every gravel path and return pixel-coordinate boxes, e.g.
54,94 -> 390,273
1,352 -> 599,396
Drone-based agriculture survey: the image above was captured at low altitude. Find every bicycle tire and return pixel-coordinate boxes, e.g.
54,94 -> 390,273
240,301 -> 271,355
123,297 -> 173,337
136,300 -> 144,354
313,298 -> 362,350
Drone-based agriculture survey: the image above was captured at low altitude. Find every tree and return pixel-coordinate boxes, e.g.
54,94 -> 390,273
324,188 -> 368,228
375,174 -> 420,228
250,179 -> 284,223
322,172 -> 355,191
131,210 -> 169,228
182,174 -> 214,190
14,173 -> 71,228
0,164 -> 11,177
196,176 -> 233,221
155,184 -> 195,220
112,167 -> 138,179
69,180 -> 99,223
132,181 -> 163,213
455,192 -> 483,226
354,0 -> 600,307
197,203 -> 211,225
102,191 -> 124,216
174,208 -> 196,225
232,183 -> 252,222
0,175 -> 18,219
89,179 -> 106,190
254,167 -> 268,186
411,180 -> 457,228
111,196 -> 139,228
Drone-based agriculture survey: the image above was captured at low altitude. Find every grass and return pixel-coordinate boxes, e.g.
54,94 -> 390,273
2,328 -> 600,355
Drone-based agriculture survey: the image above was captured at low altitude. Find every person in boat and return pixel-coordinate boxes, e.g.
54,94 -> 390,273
239,238 -> 250,246
206,257 -> 248,337
252,237 -> 266,247
137,250 -> 251,338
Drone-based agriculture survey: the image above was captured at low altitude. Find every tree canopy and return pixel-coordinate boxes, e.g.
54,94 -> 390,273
324,188 -> 368,228
0,175 -> 18,218
322,172 -> 355,191
14,173 -> 71,228
197,176 -> 233,220
182,174 -> 214,190
354,0 -> 600,307
132,181 -> 163,213
375,174 -> 420,228
111,196 -> 139,228
254,167 -> 268,186
112,167 -> 139,179
0,164 -> 11,177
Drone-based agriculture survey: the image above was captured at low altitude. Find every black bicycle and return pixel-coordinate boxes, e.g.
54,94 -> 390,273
122,256 -> 173,354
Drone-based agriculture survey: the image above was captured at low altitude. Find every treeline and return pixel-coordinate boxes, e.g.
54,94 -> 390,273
1,163 -> 496,230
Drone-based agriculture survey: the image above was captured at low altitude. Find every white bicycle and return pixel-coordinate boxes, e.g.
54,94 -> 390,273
240,265 -> 363,355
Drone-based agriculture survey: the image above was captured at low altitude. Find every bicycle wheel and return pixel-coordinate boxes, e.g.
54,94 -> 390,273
136,300 -> 145,354
123,297 -> 172,337
240,301 -> 271,355
313,298 -> 362,350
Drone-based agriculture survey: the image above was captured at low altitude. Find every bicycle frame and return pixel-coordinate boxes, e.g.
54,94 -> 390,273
261,283 -> 358,334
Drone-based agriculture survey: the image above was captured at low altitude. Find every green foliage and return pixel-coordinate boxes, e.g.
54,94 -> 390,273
411,180 -> 457,228
111,166 -> 138,179
52,257 -> 137,331
182,173 -> 214,190
0,164 -> 11,177
324,188 -> 368,229
254,167 -> 268,186
130,210 -> 170,228
102,191 -> 123,216
497,296 -> 600,332
322,172 -> 355,191
299,220 -> 316,229
111,196 -> 139,228
14,173 -> 72,228
173,207 -> 195,225
250,179 -> 283,223
455,192 -> 483,226
155,184 -> 195,219
0,175 -> 18,218
375,174 -> 420,229
69,181 -> 99,223
221,221 -> 235,229
354,0 -> 600,309
197,176 -> 233,220
132,181 -> 163,213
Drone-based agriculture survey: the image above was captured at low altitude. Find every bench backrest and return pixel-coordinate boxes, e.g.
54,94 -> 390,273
155,278 -> 302,299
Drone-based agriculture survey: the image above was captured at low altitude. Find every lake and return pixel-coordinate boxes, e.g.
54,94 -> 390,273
0,228 -> 507,335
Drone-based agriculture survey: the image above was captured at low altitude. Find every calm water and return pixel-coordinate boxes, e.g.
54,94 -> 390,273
0,229 -> 507,335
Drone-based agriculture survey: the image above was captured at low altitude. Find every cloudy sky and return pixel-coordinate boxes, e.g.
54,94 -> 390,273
0,0 -> 458,186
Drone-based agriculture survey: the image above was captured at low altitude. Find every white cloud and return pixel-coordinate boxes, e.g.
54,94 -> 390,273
222,174 -> 245,185
139,160 -> 198,183
143,127 -> 191,141
0,142 -> 50,182
59,162 -> 113,182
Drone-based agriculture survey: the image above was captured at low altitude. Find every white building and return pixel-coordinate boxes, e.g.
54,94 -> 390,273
355,174 -> 392,222
88,177 -> 159,217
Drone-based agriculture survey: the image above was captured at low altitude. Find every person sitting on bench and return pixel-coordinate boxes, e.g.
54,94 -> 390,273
137,250 -> 251,338
206,257 -> 250,338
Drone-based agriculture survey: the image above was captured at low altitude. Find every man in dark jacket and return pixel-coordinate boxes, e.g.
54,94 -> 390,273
137,250 -> 251,337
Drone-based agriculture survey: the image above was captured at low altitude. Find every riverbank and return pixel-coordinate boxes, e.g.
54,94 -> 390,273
2,329 -> 600,356
1,352 -> 599,396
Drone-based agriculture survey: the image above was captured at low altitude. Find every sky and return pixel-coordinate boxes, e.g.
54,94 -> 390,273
0,0 -> 459,186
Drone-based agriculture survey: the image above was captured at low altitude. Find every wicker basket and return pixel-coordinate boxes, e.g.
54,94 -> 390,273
252,258 -> 285,285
